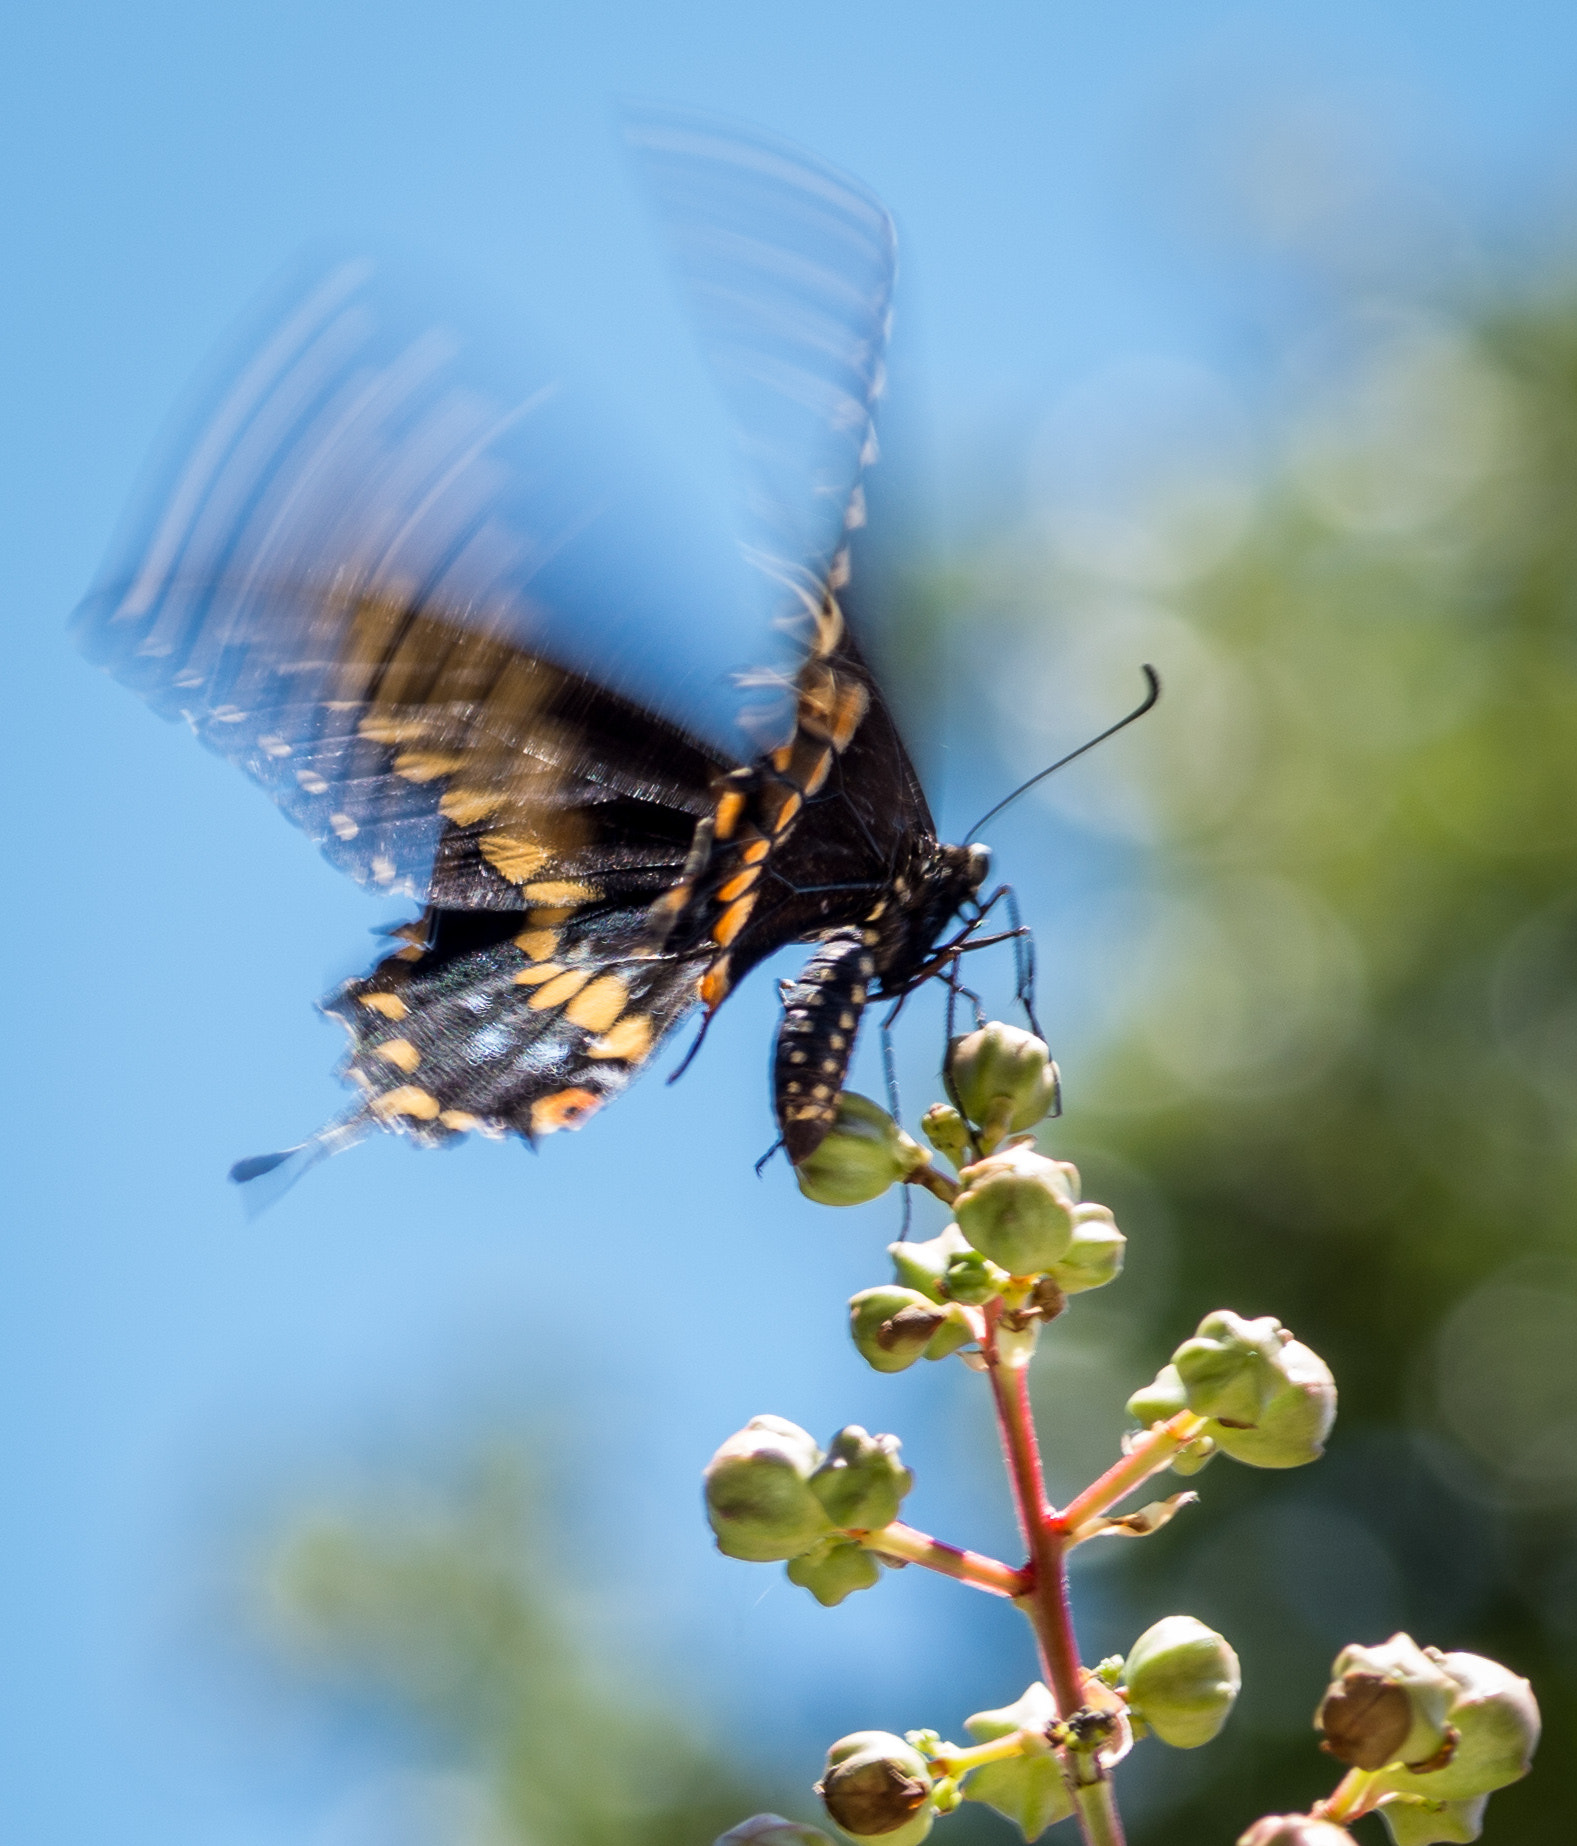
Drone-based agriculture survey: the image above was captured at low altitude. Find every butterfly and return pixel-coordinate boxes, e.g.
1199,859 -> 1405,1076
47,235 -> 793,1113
74,110 -> 1024,1190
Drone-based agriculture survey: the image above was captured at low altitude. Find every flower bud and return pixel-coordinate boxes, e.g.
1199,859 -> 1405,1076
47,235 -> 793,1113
1369,1649 -> 1540,1801
1049,1202 -> 1126,1296
954,1144 -> 1078,1276
1209,1338 -> 1336,1469
786,1536 -> 883,1607
795,1093 -> 927,1206
961,1682 -> 1071,1839
923,1308 -> 976,1360
888,1226 -> 972,1302
850,1287 -> 947,1373
716,1817 -> 837,1846
818,1733 -> 934,1843
704,1416 -> 834,1562
1238,1820 -> 1355,1846
808,1427 -> 914,1530
1122,1616 -> 1241,1748
1172,1311 -> 1289,1425
1317,1635 -> 1457,1771
944,1246 -> 1007,1306
1127,1363 -> 1190,1427
948,1024 -> 1060,1135
1376,1796 -> 1486,1846
920,1103 -> 970,1167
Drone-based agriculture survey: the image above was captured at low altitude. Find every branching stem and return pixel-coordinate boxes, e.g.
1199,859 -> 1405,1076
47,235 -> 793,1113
858,1521 -> 1027,1598
1054,1411 -> 1208,1534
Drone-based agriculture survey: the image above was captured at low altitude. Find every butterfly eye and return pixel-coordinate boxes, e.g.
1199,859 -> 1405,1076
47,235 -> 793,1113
966,844 -> 993,891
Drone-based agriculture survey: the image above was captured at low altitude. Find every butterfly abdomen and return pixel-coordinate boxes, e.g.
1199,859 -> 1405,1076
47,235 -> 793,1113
773,925 -> 878,1163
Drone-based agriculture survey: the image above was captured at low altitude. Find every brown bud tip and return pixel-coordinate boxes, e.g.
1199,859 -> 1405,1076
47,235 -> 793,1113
1318,1672 -> 1413,1769
818,1758 -> 930,1837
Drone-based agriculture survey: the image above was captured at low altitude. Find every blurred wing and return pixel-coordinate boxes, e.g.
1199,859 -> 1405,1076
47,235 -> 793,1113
625,106 -> 897,685
74,261 -> 746,901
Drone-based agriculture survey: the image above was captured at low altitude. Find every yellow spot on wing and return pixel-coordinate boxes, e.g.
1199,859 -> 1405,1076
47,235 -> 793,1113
564,974 -> 628,1032
531,1088 -> 602,1134
372,1085 -> 442,1121
374,1038 -> 421,1073
442,787 -> 506,827
479,832 -> 551,882
528,968 -> 592,1010
589,1014 -> 653,1062
514,962 -> 566,985
439,1109 -> 480,1132
358,992 -> 409,1021
523,880 -> 598,905
513,927 -> 559,960
395,750 -> 467,783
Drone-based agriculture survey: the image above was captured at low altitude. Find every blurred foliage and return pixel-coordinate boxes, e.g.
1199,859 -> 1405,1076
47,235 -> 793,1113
265,1458 -> 771,1846
987,293 -> 1577,1839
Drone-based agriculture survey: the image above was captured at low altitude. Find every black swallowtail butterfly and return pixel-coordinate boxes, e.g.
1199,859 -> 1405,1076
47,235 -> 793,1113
74,111 -> 1026,1189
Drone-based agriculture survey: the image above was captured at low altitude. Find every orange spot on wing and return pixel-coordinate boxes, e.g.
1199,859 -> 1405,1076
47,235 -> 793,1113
588,1014 -> 654,1062
713,896 -> 756,947
564,975 -> 628,1032
715,789 -> 746,839
530,1088 -> 602,1135
358,992 -> 409,1021
371,1085 -> 442,1121
373,1038 -> 421,1074
479,831 -> 551,882
716,866 -> 760,902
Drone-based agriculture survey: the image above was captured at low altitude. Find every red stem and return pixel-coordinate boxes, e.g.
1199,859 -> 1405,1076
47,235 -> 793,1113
984,1305 -> 1128,1846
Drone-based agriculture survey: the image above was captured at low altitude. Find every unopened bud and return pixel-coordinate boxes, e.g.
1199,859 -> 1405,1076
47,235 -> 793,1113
704,1416 -> 834,1562
1049,1201 -> 1126,1295
1173,1311 -> 1289,1425
786,1536 -> 883,1607
944,1245 -> 1007,1306
1238,1820 -> 1355,1846
888,1226 -> 971,1302
920,1104 -> 971,1167
1210,1337 -> 1336,1469
961,1682 -> 1071,1838
1127,1363 -> 1190,1427
809,1427 -> 913,1530
1370,1649 -> 1540,1802
818,1733 -> 934,1843
717,1817 -> 837,1846
955,1144 -> 1078,1276
1122,1616 -> 1241,1748
948,1024 -> 1060,1136
1317,1635 -> 1457,1771
795,1093 -> 926,1207
851,1287 -> 946,1373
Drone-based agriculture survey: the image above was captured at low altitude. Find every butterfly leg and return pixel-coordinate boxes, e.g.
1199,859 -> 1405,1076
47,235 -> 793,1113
773,925 -> 877,1163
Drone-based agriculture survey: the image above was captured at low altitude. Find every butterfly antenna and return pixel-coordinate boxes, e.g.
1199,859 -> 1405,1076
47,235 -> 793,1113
967,665 -> 1160,839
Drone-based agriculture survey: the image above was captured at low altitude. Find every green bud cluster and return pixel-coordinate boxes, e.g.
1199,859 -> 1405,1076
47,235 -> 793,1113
703,1417 -> 914,1604
1315,1634 -> 1539,1818
817,1732 -> 936,1845
795,1093 -> 929,1206
1127,1310 -> 1337,1471
1121,1616 -> 1241,1748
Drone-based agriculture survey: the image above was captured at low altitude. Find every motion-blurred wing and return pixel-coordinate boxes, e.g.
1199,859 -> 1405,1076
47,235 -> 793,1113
625,106 -> 897,671
74,261 -> 745,902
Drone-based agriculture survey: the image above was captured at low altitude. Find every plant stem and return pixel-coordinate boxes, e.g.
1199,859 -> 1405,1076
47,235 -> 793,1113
907,1162 -> 960,1206
859,1521 -> 1027,1597
982,1305 -> 1127,1846
1320,1768 -> 1382,1823
929,1730 -> 1048,1777
1053,1411 -> 1207,1535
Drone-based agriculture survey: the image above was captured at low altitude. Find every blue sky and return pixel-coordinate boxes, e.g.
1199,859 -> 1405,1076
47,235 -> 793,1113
5,5 -> 1577,1842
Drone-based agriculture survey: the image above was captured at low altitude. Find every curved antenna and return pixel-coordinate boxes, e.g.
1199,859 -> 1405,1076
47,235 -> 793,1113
966,665 -> 1161,839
